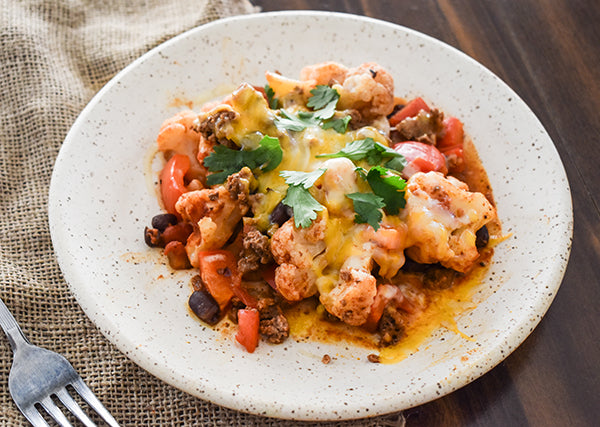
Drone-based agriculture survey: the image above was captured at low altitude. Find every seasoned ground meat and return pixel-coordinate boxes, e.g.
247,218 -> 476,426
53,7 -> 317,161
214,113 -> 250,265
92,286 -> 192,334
392,109 -> 444,144
194,108 -> 238,148
378,305 -> 407,347
238,222 -> 272,275
226,167 -> 252,207
423,265 -> 459,290
257,299 -> 289,344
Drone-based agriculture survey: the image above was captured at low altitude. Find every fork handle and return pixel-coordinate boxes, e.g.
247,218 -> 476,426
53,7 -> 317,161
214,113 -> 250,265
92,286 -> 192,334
0,296 -> 30,353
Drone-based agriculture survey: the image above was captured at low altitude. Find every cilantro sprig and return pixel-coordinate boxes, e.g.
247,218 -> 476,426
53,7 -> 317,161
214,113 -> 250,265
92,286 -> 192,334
274,110 -> 319,132
280,169 -> 327,228
364,166 -> 407,215
204,135 -> 283,186
317,137 -> 406,173
274,85 -> 351,134
264,84 -> 279,109
346,192 -> 385,230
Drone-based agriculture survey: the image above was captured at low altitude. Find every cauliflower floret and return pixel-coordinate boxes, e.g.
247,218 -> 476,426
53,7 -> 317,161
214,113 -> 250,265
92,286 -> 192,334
402,171 -> 497,272
175,168 -> 252,267
320,251 -> 377,326
300,61 -> 349,86
336,62 -> 395,119
270,214 -> 327,301
156,110 -> 205,179
313,157 -> 361,217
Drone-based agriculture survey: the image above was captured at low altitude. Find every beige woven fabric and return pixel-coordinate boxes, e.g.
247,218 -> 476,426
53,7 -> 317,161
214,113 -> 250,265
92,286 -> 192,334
0,1 -> 408,425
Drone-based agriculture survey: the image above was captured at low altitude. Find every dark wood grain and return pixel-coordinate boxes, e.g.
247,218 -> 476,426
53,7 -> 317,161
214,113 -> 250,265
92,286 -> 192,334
253,1 -> 600,425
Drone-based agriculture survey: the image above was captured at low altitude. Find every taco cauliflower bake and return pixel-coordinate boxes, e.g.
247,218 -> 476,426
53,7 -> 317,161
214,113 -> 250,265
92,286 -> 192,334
144,61 -> 500,357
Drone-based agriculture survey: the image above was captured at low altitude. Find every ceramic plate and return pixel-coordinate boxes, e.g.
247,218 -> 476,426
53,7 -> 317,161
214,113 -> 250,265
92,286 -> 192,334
48,11 -> 572,420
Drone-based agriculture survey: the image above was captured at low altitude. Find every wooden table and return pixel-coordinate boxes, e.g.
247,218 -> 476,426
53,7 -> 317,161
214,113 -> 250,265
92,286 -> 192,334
252,1 -> 599,425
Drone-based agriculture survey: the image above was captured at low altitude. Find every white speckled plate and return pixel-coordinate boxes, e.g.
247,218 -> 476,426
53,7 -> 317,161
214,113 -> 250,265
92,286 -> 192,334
48,11 -> 572,421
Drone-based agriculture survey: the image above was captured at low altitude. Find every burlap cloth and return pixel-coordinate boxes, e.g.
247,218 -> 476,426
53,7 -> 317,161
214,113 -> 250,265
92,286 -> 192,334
0,1 -> 407,425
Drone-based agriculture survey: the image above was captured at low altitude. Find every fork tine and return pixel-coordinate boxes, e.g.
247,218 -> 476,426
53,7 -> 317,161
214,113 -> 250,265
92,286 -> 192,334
39,396 -> 73,427
71,377 -> 120,427
20,405 -> 51,427
55,387 -> 97,427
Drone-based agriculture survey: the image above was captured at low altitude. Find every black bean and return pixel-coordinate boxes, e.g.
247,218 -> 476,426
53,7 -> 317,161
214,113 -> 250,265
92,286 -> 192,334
151,213 -> 178,232
269,202 -> 292,226
476,225 -> 490,248
188,290 -> 220,325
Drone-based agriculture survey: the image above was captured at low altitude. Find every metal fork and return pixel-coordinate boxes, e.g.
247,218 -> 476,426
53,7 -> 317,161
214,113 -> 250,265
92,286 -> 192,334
0,296 -> 120,426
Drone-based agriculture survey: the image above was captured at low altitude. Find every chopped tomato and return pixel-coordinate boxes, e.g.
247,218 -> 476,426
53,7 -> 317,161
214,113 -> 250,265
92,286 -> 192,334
392,141 -> 448,178
389,97 -> 430,127
437,117 -> 465,172
437,116 -> 464,150
253,85 -> 267,100
363,284 -> 399,332
260,263 -> 277,290
197,250 -> 257,310
236,308 -> 260,353
160,154 -> 190,216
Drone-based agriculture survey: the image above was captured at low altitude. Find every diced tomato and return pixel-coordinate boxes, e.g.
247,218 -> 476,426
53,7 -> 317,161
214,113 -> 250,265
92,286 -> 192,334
160,154 -> 190,216
197,250 -> 257,311
389,97 -> 430,127
363,284 -> 399,332
437,116 -> 465,172
197,250 -> 236,311
437,116 -> 464,151
236,308 -> 260,353
260,263 -> 277,290
392,141 -> 448,178
253,85 -> 267,99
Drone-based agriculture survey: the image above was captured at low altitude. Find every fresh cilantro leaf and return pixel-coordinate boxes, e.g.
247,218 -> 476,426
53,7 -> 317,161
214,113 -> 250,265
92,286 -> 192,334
204,135 -> 283,186
204,145 -> 249,186
384,156 -> 407,173
274,86 -> 345,132
307,85 -> 339,110
364,141 -> 405,169
313,99 -> 337,120
274,109 -> 319,132
279,169 -> 327,228
317,138 -> 375,161
346,192 -> 385,231
366,166 -> 407,215
204,170 -> 233,187
317,137 -> 405,171
251,135 -> 283,172
321,115 -> 351,133
282,185 -> 325,228
280,168 -> 326,189
264,84 -> 279,109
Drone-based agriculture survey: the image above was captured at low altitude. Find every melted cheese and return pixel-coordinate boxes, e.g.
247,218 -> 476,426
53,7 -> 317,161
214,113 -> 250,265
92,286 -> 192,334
222,84 -> 391,232
204,81 -> 500,357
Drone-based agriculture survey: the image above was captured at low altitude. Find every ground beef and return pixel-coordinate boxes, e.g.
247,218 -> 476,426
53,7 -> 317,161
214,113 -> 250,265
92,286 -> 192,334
226,167 -> 252,207
257,299 -> 289,344
392,108 -> 444,144
378,305 -> 407,347
423,265 -> 459,290
238,222 -> 272,275
194,109 -> 238,148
